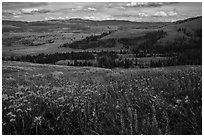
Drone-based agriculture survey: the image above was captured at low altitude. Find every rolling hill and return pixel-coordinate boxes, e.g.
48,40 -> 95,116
2,16 -> 202,57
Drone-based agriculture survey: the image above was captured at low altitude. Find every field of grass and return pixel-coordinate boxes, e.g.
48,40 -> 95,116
2,61 -> 202,135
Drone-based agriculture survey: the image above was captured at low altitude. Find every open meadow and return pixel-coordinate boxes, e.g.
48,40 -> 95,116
2,61 -> 202,135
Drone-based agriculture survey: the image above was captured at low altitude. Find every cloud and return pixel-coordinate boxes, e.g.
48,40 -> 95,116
44,16 -> 102,21
83,16 -> 98,20
87,7 -> 96,11
127,2 -> 149,7
13,16 -> 20,18
20,8 -> 51,14
71,5 -> 83,12
154,11 -> 168,17
2,2 -> 200,22
3,10 -> 21,16
2,2 -> 47,10
168,10 -> 178,16
3,8 -> 51,17
57,17 -> 65,20
21,8 -> 39,14
45,17 -> 55,20
126,2 -> 172,7
138,12 -> 148,17
153,10 -> 178,17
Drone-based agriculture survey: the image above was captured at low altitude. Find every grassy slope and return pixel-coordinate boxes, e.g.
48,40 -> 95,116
2,20 -> 169,56
2,61 -> 202,135
158,17 -> 202,44
2,17 -> 201,56
102,17 -> 202,46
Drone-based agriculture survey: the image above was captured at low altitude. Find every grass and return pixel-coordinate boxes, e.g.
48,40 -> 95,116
2,61 -> 202,135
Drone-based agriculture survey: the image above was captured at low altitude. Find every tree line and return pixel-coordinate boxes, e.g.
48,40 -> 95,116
3,52 -> 95,64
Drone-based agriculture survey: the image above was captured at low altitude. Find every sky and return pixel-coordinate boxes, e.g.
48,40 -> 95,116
2,2 -> 202,22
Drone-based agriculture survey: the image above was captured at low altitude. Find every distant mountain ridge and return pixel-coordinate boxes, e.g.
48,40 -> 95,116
3,16 -> 201,24
175,16 -> 202,24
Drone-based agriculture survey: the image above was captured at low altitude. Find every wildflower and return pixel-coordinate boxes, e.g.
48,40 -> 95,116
18,85 -> 24,90
23,99 -> 28,103
16,108 -> 23,113
33,73 -> 44,78
6,77 -> 15,81
15,103 -> 23,108
58,96 -> 65,102
81,108 -> 85,112
2,94 -> 8,101
93,111 -> 96,117
52,71 -> 63,79
10,118 -> 16,122
184,96 -> 190,103
59,104 -> 63,107
8,105 -> 14,109
153,96 -> 157,99
176,99 -> 182,104
34,116 -> 43,125
7,112 -> 13,116
52,86 -> 62,92
11,114 -> 16,118
9,96 -> 15,99
27,107 -> 32,111
15,91 -> 24,96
